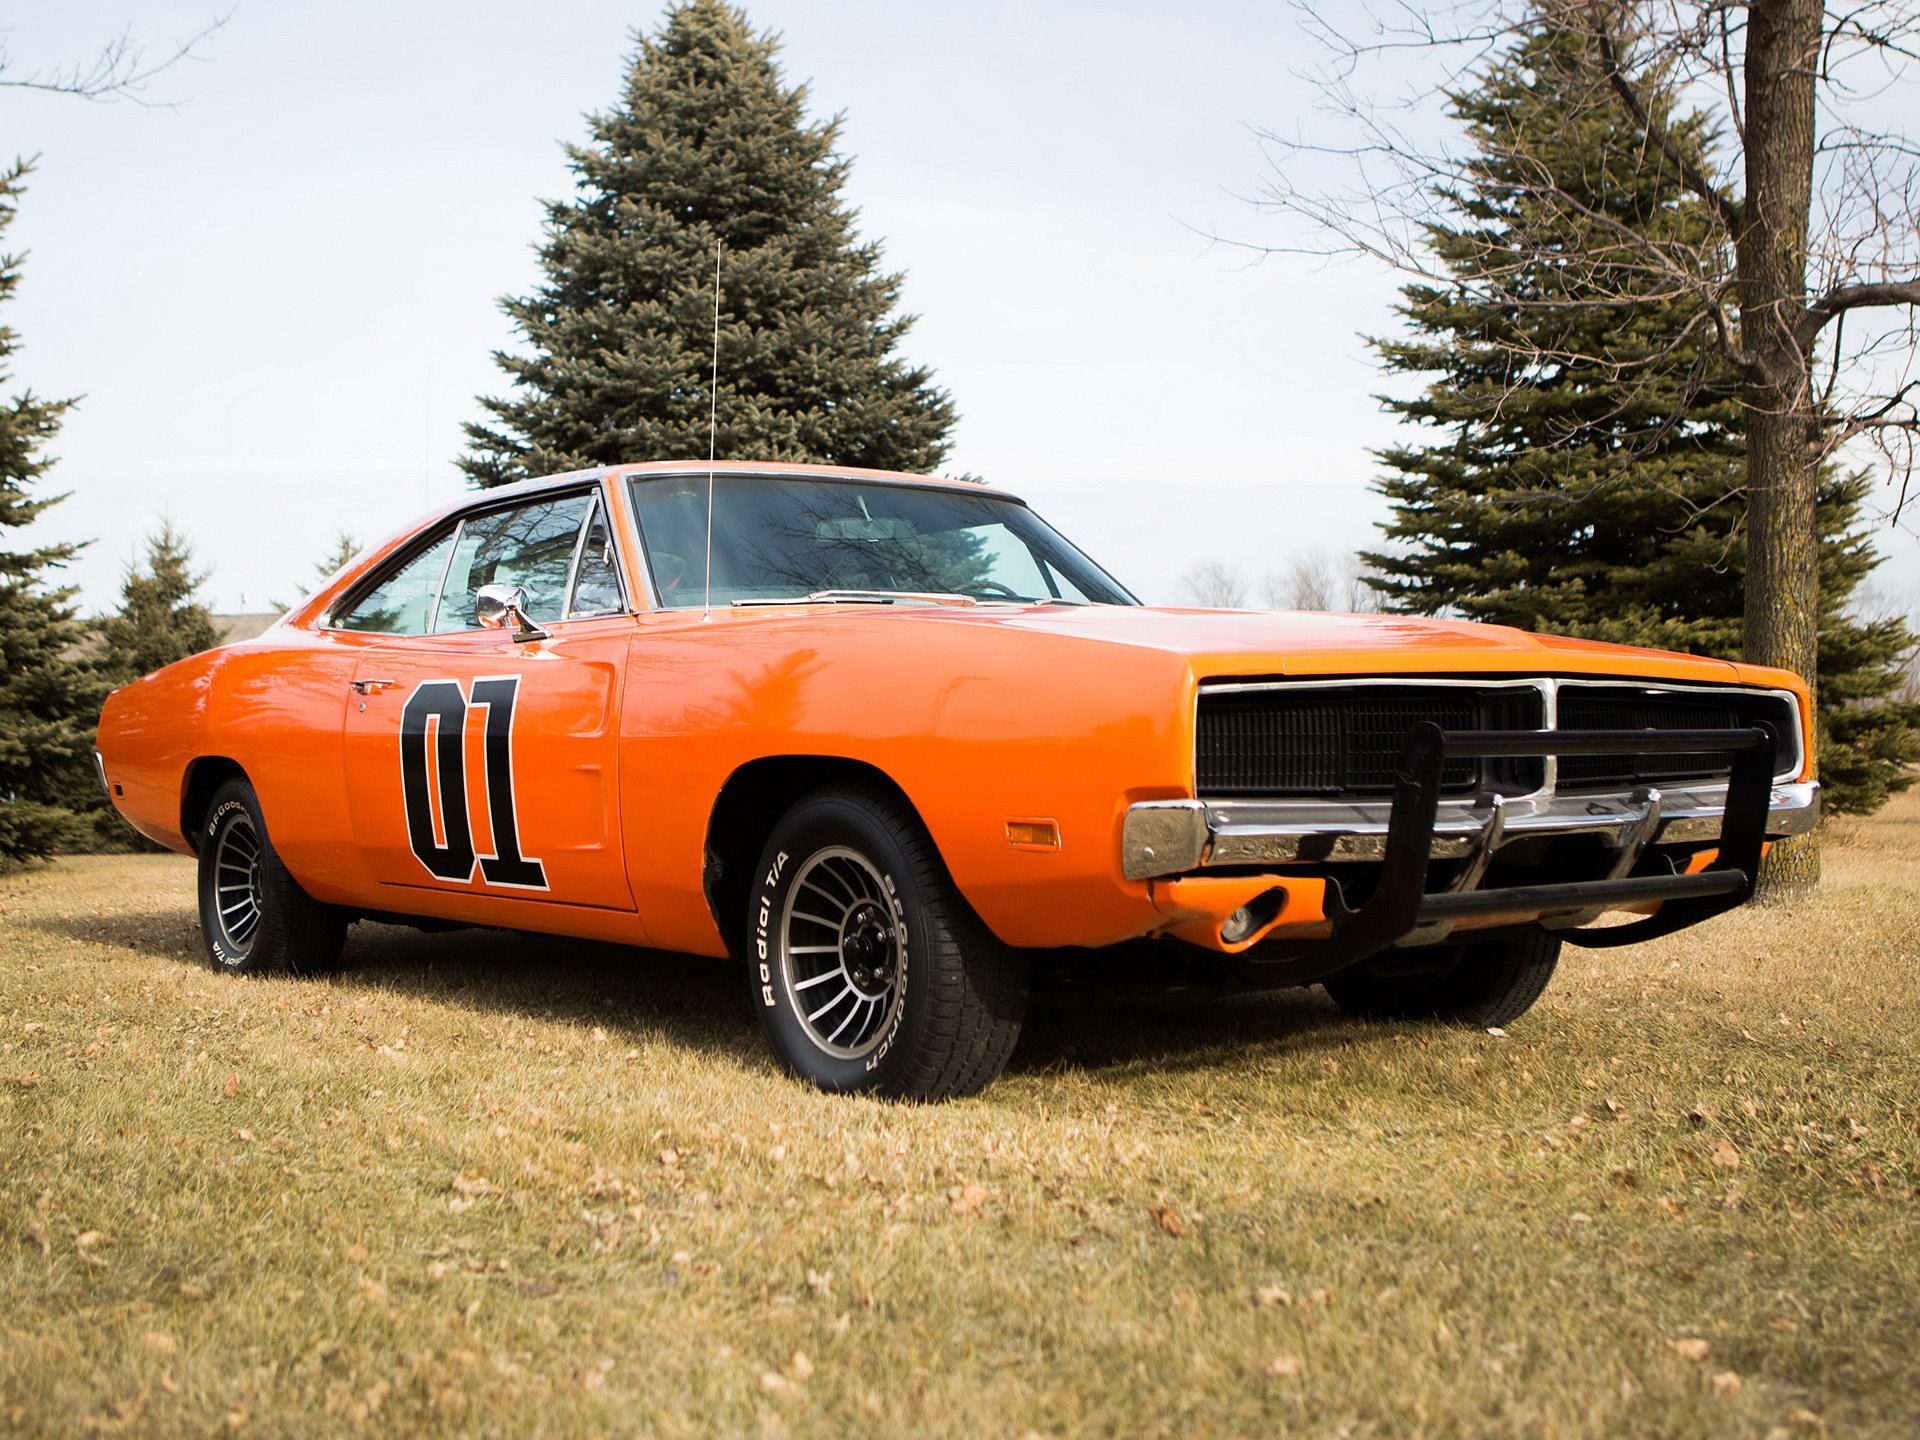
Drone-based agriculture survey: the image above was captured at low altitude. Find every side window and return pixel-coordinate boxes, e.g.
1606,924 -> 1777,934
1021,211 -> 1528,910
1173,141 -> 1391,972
567,498 -> 626,618
331,527 -> 456,634
432,495 -> 593,633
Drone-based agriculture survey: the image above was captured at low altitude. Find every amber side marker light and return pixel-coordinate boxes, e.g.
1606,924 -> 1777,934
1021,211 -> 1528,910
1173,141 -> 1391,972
1005,819 -> 1061,851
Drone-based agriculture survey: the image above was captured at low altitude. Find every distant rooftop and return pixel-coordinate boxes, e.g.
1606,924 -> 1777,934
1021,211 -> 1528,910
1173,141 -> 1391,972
215,614 -> 282,645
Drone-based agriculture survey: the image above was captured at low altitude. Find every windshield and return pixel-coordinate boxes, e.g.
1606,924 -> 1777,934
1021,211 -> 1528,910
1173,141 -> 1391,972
628,475 -> 1137,607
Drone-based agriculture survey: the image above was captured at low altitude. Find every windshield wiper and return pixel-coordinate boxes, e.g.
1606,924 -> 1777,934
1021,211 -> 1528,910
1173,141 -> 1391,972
733,589 -> 980,608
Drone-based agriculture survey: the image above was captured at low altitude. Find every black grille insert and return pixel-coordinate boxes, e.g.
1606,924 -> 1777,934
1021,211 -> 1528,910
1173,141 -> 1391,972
1555,687 -> 1796,790
1196,686 -> 1544,799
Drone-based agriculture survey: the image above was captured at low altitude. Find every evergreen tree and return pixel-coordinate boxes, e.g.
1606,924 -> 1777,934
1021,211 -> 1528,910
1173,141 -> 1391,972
464,0 -> 955,485
271,530 -> 361,613
313,530 -> 360,585
98,520 -> 222,681
0,160 -> 96,863
1365,28 -> 1920,815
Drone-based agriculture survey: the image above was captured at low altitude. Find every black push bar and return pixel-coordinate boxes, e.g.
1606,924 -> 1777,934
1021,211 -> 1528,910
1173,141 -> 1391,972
1319,723 -> 1779,967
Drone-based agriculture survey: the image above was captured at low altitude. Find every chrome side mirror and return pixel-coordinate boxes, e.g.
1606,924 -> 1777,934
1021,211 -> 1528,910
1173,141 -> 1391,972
474,583 -> 550,643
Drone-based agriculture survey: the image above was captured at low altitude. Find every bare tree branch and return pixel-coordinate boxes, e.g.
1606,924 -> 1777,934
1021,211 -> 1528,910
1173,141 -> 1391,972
1585,0 -> 1744,234
1798,277 -> 1920,347
0,13 -> 230,106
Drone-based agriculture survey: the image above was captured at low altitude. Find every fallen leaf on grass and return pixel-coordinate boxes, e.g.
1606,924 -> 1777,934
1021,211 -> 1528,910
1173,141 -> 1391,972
1711,1139 -> 1742,1170
788,1350 -> 814,1381
1148,1204 -> 1189,1238
950,1183 -> 989,1215
1255,1286 -> 1294,1308
1670,1338 -> 1712,1362
1267,1354 -> 1304,1378
1710,1370 -> 1742,1396
222,1074 -> 241,1098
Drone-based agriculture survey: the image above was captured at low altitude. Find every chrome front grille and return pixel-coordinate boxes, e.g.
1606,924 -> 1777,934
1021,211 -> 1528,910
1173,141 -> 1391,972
1195,684 -> 1544,799
1194,678 -> 1801,802
1554,684 -> 1800,790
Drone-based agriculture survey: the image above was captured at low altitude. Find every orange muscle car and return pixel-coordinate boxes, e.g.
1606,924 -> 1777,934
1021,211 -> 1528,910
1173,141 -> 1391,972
95,462 -> 1818,1098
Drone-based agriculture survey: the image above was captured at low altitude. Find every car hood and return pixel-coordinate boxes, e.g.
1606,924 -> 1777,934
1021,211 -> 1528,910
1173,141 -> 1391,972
895,603 -> 1762,685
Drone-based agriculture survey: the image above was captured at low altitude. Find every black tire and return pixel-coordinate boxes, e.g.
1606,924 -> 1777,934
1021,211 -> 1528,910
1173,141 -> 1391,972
747,785 -> 1027,1100
196,777 -> 348,976
1322,927 -> 1561,1028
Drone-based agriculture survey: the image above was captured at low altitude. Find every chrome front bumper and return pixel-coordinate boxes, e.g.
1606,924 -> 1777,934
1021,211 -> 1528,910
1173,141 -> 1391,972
1123,778 -> 1821,882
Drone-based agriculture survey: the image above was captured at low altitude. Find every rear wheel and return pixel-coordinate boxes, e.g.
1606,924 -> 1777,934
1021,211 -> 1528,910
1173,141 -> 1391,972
1322,928 -> 1560,1028
196,778 -> 348,975
748,785 -> 1027,1100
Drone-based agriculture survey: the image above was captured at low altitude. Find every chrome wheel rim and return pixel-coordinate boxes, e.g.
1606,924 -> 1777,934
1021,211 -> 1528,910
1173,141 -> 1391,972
211,811 -> 265,959
780,846 -> 905,1060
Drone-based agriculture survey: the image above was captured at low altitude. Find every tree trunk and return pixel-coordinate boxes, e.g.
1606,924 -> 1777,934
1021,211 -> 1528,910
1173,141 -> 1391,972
1743,402 -> 1821,897
1737,0 -> 1823,900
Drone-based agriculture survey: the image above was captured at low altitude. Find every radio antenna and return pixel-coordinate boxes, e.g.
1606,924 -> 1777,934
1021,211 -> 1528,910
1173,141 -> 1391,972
703,239 -> 722,621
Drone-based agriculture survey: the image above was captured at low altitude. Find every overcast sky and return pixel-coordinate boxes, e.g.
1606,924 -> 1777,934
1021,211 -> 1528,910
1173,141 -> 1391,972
8,0 -> 1918,616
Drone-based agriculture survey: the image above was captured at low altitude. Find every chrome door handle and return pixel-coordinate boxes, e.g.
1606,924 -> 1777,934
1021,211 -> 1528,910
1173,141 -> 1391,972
350,678 -> 398,695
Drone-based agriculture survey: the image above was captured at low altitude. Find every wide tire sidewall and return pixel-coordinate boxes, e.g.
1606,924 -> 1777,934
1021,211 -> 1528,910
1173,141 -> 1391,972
194,777 -> 346,976
197,782 -> 271,973
1326,927 -> 1561,1028
749,796 -> 939,1095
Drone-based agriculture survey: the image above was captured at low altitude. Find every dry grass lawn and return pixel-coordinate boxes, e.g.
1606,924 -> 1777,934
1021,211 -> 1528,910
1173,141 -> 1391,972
3,796 -> 1918,1438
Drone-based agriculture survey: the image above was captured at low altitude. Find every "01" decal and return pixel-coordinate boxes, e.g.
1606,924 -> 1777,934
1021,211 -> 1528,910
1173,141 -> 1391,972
399,676 -> 549,890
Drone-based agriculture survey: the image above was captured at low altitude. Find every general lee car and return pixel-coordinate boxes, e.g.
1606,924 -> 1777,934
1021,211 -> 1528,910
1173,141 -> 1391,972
96,462 -> 1819,1098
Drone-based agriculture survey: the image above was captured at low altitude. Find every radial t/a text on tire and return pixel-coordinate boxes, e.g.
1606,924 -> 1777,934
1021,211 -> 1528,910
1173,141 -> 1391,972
748,784 -> 1027,1100
195,777 -> 348,976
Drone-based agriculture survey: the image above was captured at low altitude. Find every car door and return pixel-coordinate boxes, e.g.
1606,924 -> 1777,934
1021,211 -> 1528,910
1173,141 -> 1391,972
335,488 -> 637,913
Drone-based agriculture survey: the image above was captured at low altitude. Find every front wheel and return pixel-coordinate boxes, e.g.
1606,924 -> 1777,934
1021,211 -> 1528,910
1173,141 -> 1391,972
196,777 -> 348,976
1322,927 -> 1561,1028
748,785 -> 1027,1100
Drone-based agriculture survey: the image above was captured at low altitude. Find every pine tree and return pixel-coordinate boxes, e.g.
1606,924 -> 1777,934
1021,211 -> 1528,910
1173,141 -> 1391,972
313,531 -> 360,586
98,520 -> 223,681
1365,28 -> 1920,815
464,0 -> 956,485
0,160 -> 98,863
270,530 -> 360,613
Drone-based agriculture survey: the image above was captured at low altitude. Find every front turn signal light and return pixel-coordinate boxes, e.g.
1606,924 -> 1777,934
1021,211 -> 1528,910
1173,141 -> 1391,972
1005,819 -> 1061,851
